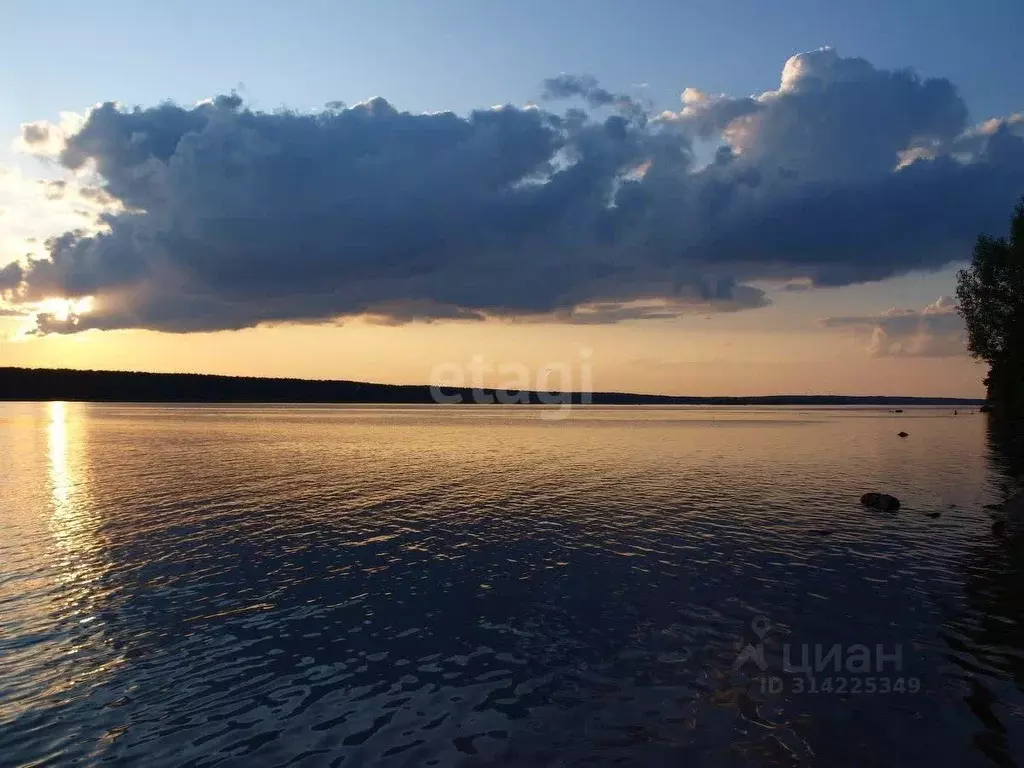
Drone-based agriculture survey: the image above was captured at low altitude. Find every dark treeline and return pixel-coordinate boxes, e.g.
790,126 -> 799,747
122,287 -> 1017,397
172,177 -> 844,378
958,199 -> 1024,416
0,367 -> 982,406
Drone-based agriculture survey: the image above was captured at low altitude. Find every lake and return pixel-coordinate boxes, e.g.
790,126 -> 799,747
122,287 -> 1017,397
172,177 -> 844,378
1,403 -> 1022,766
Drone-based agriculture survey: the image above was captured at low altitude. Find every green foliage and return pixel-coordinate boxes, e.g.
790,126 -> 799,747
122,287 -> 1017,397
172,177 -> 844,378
956,199 -> 1024,410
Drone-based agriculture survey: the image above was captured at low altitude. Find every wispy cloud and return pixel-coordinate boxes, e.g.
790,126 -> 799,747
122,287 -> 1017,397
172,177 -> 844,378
822,296 -> 967,357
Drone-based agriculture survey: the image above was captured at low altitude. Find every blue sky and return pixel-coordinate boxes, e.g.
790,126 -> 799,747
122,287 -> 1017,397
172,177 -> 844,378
1,1 -> 1021,395
6,0 -> 1023,141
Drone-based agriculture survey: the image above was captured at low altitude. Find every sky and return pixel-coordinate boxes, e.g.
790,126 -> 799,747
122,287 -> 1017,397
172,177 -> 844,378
2,0 -> 1023,397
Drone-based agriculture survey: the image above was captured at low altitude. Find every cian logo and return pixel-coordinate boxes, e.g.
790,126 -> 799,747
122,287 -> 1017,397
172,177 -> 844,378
733,615 -> 771,671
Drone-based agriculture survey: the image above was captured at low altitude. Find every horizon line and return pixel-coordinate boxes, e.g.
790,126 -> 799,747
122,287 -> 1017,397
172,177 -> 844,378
0,366 -> 984,404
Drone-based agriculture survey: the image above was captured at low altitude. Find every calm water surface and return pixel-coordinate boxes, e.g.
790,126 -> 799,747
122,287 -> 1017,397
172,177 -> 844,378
2,403 -> 1023,766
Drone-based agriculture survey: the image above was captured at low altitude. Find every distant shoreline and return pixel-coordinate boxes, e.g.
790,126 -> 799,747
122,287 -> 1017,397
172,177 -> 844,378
0,367 -> 984,407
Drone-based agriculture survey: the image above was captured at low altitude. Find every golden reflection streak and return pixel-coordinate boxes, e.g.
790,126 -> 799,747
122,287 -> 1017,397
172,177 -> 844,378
43,401 -> 123,697
46,402 -> 101,595
49,401 -> 71,509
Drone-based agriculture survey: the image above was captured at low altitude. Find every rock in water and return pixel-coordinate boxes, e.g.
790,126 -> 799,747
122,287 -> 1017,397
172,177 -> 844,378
897,431 -> 909,437
1004,493 -> 1024,516
925,512 -> 941,519
861,492 -> 901,512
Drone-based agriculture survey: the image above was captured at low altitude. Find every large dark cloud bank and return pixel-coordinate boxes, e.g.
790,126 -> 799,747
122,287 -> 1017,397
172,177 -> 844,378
9,48 -> 1024,333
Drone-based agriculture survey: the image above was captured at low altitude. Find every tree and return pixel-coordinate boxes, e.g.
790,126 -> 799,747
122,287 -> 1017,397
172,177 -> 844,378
956,198 -> 1024,412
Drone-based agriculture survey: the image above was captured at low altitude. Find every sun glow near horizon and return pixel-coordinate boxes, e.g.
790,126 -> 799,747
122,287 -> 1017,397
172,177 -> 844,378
6,296 -> 97,339
37,296 -> 95,323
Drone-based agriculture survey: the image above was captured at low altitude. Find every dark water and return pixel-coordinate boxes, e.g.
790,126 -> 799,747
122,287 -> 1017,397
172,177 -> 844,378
2,403 -> 1023,767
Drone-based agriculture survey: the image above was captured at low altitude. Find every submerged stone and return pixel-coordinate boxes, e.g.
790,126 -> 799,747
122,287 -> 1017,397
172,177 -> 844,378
861,492 -> 901,512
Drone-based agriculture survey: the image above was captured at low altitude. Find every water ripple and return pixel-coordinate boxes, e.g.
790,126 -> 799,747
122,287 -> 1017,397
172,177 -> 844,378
1,403 -> 1022,766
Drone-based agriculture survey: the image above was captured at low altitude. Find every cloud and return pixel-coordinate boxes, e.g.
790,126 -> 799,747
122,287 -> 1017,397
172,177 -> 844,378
0,165 -> 121,293
664,47 -> 968,181
0,261 -> 22,290
8,48 -> 1024,334
669,87 -> 761,139
0,260 -> 28,318
12,112 -> 87,157
541,74 -> 644,117
949,113 -> 1024,157
524,285 -> 769,325
822,295 -> 967,357
779,280 -> 813,292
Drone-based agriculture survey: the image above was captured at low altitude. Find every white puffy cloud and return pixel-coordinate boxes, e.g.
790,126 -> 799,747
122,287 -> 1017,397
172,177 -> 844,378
12,112 -> 87,157
0,165 -> 120,265
822,296 -> 967,357
667,47 -> 969,182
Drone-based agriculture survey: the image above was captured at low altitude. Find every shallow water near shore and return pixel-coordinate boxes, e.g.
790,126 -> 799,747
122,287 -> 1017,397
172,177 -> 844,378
1,402 -> 1023,766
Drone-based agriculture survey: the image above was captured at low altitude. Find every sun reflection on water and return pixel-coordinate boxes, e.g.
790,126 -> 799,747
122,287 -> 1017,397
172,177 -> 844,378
48,401 -> 90,560
49,401 -> 71,508
46,401 -> 105,604
41,401 -> 124,708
